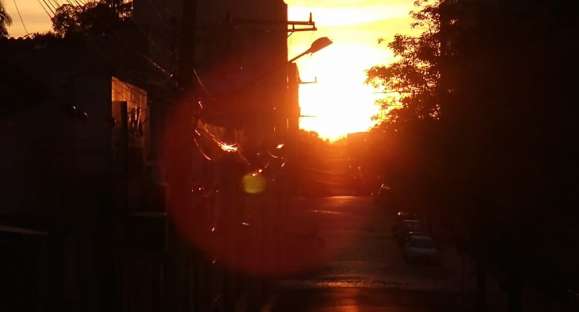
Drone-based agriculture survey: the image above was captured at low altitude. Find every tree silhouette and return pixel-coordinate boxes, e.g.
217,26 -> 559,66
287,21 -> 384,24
0,0 -> 12,38
369,1 -> 579,311
51,1 -> 132,38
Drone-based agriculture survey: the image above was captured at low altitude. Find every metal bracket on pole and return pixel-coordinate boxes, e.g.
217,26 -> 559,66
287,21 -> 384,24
231,12 -> 317,34
288,13 -> 317,33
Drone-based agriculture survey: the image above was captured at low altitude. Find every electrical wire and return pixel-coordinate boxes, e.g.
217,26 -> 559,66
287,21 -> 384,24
30,0 -> 182,92
45,0 -> 57,10
36,0 -> 54,18
50,0 -> 65,12
193,68 -> 213,97
41,0 -> 57,14
12,0 -> 29,35
52,0 -> 62,8
193,136 -> 214,161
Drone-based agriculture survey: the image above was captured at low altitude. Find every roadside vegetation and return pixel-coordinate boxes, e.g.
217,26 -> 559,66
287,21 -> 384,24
367,1 -> 579,311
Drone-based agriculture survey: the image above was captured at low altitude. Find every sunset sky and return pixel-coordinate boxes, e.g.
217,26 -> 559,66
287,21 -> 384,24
286,0 -> 413,140
4,0 -> 414,140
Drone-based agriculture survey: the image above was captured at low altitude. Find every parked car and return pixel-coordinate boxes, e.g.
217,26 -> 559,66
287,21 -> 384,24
394,210 -> 418,222
392,218 -> 425,243
403,234 -> 439,263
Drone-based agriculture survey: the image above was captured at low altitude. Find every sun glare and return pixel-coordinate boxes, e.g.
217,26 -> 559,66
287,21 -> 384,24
4,0 -> 410,142
287,1 -> 409,141
297,44 -> 384,141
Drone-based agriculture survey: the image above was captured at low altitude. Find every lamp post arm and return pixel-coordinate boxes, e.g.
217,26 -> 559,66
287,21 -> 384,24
288,50 -> 310,63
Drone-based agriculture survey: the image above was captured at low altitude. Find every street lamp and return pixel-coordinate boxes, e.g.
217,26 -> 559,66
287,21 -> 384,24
285,37 -> 332,133
288,36 -> 333,63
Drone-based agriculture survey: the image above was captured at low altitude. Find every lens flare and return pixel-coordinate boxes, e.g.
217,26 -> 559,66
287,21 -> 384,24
219,142 -> 239,153
242,172 -> 267,194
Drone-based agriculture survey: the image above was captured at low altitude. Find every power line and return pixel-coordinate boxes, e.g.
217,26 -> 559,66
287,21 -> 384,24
41,0 -> 57,15
12,0 -> 29,35
30,0 -> 179,87
44,0 -> 55,10
46,0 -> 62,12
48,1 -> 61,10
36,0 -> 54,18
43,1 -> 56,16
64,0 -> 81,7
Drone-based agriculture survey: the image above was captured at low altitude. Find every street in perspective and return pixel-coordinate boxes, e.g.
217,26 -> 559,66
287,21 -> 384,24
270,195 -> 464,312
1,1 -> 578,312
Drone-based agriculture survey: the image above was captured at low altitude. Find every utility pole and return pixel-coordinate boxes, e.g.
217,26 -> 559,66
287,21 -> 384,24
178,0 -> 195,87
163,0 -> 197,311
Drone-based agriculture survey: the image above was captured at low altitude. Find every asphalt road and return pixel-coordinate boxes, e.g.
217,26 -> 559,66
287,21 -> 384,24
265,196 -> 468,312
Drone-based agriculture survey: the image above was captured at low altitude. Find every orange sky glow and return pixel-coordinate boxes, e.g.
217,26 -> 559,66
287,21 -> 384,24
287,0 -> 413,141
5,0 -> 414,141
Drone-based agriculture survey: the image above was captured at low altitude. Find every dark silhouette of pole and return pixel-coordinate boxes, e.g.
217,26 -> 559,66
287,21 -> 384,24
163,0 -> 196,311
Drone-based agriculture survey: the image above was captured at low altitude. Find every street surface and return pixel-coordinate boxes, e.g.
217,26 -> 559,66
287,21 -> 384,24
265,196 -> 468,312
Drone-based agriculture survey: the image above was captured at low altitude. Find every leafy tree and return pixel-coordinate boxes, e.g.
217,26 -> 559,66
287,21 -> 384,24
369,1 -> 579,311
0,0 -> 12,38
51,0 -> 132,38
367,0 -> 446,239
48,0 -> 151,87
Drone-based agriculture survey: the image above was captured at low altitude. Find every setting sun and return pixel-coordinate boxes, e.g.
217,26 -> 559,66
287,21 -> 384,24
297,44 -> 384,141
287,0 -> 413,141
3,0 -> 412,141
2,1 -> 575,310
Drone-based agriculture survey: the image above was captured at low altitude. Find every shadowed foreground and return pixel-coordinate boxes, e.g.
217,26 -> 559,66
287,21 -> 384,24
263,196 -> 467,312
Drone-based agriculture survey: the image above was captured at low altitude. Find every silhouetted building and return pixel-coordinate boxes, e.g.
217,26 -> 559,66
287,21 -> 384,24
0,37 -> 151,311
132,0 -> 292,309
194,1 -> 288,138
135,0 -> 288,134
